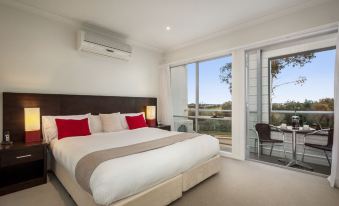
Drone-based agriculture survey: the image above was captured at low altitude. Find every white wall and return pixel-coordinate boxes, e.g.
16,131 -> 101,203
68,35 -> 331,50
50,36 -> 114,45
170,66 -> 188,116
164,0 -> 339,64
0,4 -> 162,136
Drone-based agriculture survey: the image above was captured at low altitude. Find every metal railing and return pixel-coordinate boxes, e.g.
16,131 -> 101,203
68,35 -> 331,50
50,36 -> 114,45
175,108 -> 231,120
186,108 -> 231,112
176,110 -> 334,123
173,115 -> 231,121
271,110 -> 334,114
173,108 -> 233,121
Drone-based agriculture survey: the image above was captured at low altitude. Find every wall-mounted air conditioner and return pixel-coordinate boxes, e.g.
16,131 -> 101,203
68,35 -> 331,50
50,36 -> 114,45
77,30 -> 132,60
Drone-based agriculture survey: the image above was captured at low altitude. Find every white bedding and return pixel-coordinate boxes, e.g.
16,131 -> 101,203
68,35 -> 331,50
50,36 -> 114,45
50,127 -> 220,205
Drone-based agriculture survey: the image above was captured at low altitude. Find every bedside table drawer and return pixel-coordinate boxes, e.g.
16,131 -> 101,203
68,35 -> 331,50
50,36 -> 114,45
1,147 -> 44,167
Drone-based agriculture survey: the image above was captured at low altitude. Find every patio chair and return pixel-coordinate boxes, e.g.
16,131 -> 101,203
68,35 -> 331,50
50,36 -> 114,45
301,128 -> 333,166
254,123 -> 287,159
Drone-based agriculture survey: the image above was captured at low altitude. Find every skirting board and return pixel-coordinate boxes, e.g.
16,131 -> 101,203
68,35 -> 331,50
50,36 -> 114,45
51,155 -> 221,206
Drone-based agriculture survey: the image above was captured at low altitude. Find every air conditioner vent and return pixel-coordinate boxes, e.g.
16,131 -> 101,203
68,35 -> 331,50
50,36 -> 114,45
77,30 -> 132,60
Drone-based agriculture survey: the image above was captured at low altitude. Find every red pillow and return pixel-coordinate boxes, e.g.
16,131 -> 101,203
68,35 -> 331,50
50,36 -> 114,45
55,118 -> 91,139
125,114 -> 147,130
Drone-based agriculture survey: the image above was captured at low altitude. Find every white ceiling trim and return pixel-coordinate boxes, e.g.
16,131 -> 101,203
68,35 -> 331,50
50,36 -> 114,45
0,0 -> 80,27
166,0 -> 333,52
167,22 -> 338,68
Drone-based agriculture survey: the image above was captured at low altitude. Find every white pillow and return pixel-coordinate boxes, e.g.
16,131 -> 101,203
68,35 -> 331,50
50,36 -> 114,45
120,112 -> 145,129
99,113 -> 124,132
89,115 -> 103,133
42,113 -> 90,142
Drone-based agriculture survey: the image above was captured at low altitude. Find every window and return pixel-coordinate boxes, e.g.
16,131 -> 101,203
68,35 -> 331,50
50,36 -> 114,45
269,48 -> 335,128
171,55 -> 232,152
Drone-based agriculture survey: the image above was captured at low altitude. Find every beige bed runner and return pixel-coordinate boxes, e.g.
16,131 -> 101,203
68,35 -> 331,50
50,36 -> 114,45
75,132 -> 200,193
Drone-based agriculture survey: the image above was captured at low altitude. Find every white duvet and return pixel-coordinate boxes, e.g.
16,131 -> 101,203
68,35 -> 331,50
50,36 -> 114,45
50,127 -> 220,205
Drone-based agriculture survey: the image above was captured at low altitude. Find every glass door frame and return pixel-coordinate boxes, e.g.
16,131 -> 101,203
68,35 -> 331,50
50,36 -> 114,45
245,41 -> 337,170
170,54 -> 233,152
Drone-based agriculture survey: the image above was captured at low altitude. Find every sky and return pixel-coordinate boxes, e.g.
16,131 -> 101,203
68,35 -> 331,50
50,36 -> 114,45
187,56 -> 232,104
185,49 -> 335,104
272,49 -> 335,103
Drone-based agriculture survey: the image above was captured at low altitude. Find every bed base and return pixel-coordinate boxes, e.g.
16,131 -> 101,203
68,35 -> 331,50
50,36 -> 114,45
51,155 -> 221,206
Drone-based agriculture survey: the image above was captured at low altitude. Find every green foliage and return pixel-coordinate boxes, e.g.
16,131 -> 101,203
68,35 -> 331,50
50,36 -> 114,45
271,113 -> 334,128
221,101 -> 232,110
219,63 -> 232,93
271,98 -> 334,128
198,119 -> 232,136
271,53 -> 316,79
272,98 -> 334,111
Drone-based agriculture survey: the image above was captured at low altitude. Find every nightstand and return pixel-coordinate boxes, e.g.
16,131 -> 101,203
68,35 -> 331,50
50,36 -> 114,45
0,142 -> 47,196
155,124 -> 171,131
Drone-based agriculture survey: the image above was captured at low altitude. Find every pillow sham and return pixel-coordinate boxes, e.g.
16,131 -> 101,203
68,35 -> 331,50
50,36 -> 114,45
55,118 -> 91,139
99,113 -> 124,132
89,115 -> 103,133
120,112 -> 145,129
42,113 -> 90,142
125,114 -> 147,130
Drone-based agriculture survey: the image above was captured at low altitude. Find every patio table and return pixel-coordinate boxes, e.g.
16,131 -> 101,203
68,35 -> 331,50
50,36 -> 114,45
278,126 -> 315,170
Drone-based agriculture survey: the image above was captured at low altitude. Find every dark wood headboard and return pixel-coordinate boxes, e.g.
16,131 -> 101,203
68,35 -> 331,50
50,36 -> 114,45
3,92 -> 157,142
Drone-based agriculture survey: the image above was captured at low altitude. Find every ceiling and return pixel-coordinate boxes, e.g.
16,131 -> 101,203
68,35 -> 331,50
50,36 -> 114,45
5,0 -> 326,51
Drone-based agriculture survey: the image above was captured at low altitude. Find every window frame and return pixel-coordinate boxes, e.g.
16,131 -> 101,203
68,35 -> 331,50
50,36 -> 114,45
170,54 -> 233,151
267,46 -> 336,124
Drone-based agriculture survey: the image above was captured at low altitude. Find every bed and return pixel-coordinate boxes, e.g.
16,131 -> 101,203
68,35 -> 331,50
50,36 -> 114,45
50,127 -> 220,206
3,92 -> 221,206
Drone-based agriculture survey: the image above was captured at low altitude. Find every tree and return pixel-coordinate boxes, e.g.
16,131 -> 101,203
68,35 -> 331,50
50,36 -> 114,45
271,98 -> 334,128
318,98 -> 334,111
219,52 -> 316,94
271,76 -> 307,96
270,52 -> 315,95
270,53 -> 315,79
219,63 -> 232,93
221,101 -> 232,110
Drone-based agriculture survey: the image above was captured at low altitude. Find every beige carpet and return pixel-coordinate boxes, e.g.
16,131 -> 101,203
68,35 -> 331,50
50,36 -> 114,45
1,158 -> 338,206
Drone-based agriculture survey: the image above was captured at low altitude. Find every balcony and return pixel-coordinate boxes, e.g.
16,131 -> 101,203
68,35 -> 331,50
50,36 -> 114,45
174,108 -> 232,152
247,110 -> 334,175
270,110 -> 334,128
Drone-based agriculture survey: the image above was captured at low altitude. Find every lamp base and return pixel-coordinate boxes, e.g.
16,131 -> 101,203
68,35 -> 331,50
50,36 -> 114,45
146,119 -> 157,127
25,131 -> 41,143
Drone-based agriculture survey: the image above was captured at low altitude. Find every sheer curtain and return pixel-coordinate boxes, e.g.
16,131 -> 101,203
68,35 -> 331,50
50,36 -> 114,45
328,31 -> 339,187
158,64 -> 174,129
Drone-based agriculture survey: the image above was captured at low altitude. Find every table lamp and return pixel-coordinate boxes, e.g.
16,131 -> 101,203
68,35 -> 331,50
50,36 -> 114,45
146,106 -> 156,127
24,108 -> 41,143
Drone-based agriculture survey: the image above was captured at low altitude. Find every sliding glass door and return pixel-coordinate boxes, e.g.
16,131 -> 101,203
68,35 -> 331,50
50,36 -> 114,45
269,48 -> 335,129
171,55 -> 232,152
245,37 -> 336,175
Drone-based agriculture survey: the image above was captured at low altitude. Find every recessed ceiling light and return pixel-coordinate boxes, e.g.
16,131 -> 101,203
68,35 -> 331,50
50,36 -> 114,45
166,26 -> 171,31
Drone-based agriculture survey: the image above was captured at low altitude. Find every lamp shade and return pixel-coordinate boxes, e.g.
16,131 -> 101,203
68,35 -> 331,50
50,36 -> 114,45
146,106 -> 156,120
146,106 -> 156,127
24,108 -> 41,143
24,108 -> 40,131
